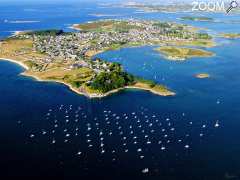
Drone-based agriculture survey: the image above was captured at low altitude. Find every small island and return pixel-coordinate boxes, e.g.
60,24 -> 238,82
195,73 -> 210,78
221,33 -> 240,39
155,46 -> 214,61
180,16 -> 214,22
0,19 -> 215,98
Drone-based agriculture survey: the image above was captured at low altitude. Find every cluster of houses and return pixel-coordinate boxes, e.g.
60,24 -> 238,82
18,19 -> 199,73
69,59 -> 110,74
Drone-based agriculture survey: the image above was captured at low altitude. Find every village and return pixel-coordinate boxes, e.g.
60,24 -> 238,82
16,19 -> 210,74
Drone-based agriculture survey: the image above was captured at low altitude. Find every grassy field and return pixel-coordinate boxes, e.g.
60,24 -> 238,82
74,21 -> 115,31
0,38 -> 46,67
0,38 -> 95,89
0,38 -> 32,55
156,46 -> 214,60
34,67 -> 94,88
74,20 -> 143,33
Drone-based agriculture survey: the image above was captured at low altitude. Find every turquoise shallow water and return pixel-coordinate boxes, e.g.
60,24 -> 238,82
0,2 -> 240,179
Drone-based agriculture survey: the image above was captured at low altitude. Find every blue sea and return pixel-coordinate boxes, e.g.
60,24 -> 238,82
0,1 -> 240,179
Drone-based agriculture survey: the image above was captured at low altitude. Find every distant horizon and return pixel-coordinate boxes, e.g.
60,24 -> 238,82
0,0 -> 232,5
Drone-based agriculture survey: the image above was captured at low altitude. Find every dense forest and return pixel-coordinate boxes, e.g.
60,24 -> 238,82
90,63 -> 135,93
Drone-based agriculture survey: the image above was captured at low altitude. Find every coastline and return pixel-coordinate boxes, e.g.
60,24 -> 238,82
126,86 -> 176,96
0,57 -> 88,97
0,58 -> 29,70
70,24 -> 81,31
0,57 -> 175,98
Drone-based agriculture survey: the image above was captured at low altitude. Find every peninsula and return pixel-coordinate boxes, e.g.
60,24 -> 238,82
0,19 -> 215,98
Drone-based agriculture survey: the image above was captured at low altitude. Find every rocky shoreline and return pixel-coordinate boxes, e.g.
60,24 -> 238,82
0,58 -> 175,98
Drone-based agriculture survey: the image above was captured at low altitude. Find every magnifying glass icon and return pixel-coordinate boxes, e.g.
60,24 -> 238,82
226,1 -> 238,13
